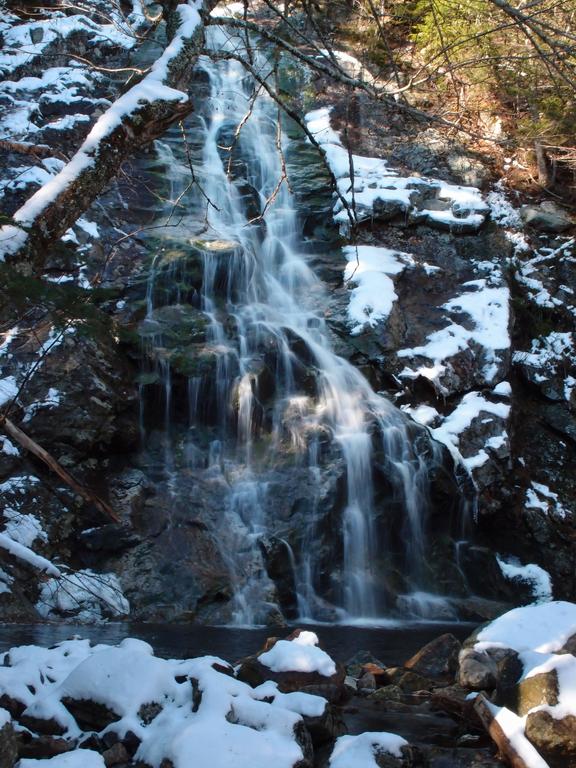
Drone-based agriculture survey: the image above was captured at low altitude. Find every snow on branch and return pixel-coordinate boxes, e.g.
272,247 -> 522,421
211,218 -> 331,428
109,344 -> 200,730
0,1 -> 212,271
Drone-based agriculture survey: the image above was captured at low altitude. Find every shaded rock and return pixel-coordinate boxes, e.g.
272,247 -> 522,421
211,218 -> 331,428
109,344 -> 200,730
0,694 -> 25,720
78,523 -> 140,553
430,684 -> 481,727
457,546 -> 532,604
346,650 -> 386,679
236,657 -> 345,704
492,649 -> 523,708
344,676 -> 357,693
78,735 -> 104,752
294,720 -> 314,768
525,710 -> 576,768
375,744 -> 417,768
358,672 -> 377,691
367,685 -> 404,703
379,668 -> 436,693
101,732 -> 120,750
103,742 -> 130,767
19,713 -> 66,737
418,744 -> 503,767
122,731 -> 141,757
17,733 -> 76,759
521,202 -> 574,233
302,703 -> 346,747
404,633 -> 461,684
0,718 -> 17,768
361,663 -> 388,684
61,697 -> 120,731
258,535 -> 298,619
16,330 -> 138,459
457,649 -> 498,691
0,438 -> 21,479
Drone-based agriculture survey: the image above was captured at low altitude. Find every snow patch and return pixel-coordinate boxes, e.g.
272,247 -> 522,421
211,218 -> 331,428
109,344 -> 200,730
496,555 -> 553,602
342,245 -> 413,334
329,732 -> 408,768
259,631 -> 336,676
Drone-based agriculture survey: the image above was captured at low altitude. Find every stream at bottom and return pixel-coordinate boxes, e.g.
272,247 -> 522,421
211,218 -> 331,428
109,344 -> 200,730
0,621 -> 473,662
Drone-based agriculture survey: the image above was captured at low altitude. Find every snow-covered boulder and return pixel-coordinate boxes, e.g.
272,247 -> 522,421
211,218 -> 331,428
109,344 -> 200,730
237,630 -> 345,703
469,601 -> 576,767
328,731 -> 411,768
0,636 -> 330,768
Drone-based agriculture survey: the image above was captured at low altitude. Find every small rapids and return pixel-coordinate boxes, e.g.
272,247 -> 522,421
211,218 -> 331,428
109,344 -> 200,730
136,23 -> 468,625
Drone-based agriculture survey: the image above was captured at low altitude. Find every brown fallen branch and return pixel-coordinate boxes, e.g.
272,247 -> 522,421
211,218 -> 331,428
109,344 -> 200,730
0,140 -> 66,161
0,415 -> 119,523
474,694 -> 538,768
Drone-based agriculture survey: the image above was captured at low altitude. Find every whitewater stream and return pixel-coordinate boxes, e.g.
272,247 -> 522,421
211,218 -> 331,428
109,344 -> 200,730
136,24 -> 468,626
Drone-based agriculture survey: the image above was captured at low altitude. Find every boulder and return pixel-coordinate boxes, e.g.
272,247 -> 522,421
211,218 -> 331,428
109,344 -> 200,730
61,697 -> 120,731
236,656 -> 345,703
520,202 -> 574,233
102,742 -> 130,767
19,713 -> 66,737
302,703 -> 346,747
516,670 -> 559,716
17,733 -> 76,759
346,650 -> 386,679
78,523 -> 140,553
403,633 -> 461,683
361,663 -> 388,684
525,710 -> 576,768
457,649 -> 498,691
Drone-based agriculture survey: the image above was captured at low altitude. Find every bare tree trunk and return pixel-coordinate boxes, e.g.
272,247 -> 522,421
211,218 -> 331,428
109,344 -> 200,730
1,415 -> 119,522
474,695 -> 536,768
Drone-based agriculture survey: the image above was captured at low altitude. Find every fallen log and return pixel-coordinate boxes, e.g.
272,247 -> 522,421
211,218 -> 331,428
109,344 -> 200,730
0,415 -> 119,523
474,694 -> 549,768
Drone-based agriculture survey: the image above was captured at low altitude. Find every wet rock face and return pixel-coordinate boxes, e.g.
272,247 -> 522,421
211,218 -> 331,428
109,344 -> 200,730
14,330 -> 139,460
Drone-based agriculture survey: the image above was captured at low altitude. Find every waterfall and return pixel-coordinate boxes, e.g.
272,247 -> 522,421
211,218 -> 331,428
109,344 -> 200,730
137,23 -> 464,624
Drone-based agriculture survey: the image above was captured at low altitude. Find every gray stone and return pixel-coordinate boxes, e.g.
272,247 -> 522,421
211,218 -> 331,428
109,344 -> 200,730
521,202 -> 574,232
457,648 -> 498,690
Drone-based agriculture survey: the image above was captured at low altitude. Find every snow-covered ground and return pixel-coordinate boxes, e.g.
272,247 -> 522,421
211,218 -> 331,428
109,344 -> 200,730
0,630 -> 410,768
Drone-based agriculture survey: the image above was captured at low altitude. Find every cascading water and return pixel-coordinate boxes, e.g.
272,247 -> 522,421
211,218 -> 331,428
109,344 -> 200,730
137,21 -> 467,624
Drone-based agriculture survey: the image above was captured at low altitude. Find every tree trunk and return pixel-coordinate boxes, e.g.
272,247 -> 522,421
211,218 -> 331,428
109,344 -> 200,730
0,1 -> 217,273
1,415 -> 119,522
